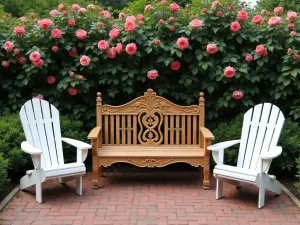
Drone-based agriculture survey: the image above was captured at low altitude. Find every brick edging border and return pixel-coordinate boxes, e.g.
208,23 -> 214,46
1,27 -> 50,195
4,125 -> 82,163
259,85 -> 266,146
0,185 -> 19,211
281,184 -> 300,208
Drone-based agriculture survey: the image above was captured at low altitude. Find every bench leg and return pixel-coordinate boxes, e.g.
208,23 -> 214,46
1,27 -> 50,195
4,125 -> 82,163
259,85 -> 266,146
203,157 -> 210,189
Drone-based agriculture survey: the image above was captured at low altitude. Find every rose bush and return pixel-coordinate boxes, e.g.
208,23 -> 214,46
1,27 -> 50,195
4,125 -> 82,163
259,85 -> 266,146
0,1 -> 300,129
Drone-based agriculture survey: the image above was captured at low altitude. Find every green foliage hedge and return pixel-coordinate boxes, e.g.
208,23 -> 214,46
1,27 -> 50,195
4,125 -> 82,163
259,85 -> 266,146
212,113 -> 300,174
0,153 -> 9,195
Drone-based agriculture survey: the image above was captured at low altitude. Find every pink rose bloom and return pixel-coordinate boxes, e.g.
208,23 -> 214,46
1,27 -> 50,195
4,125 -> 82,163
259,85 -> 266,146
19,57 -> 27,65
261,9 -> 266,15
58,3 -> 64,10
155,39 -> 160,45
206,43 -> 218,54
288,23 -> 295,29
76,29 -> 87,40
147,70 -> 158,80
161,0 -> 166,4
69,50 -> 77,57
252,15 -> 262,24
287,11 -> 297,22
14,26 -> 25,35
33,59 -> 44,67
115,43 -> 123,54
126,43 -> 137,55
124,20 -> 136,32
68,18 -> 75,26
19,16 -> 27,21
2,61 -> 9,68
52,46 -> 59,52
33,94 -> 43,100
237,10 -> 248,21
255,45 -> 265,55
109,29 -> 120,39
38,18 -> 53,30
107,47 -> 117,59
51,28 -> 62,39
14,48 -> 20,55
80,55 -> 91,66
202,8 -> 207,13
79,8 -> 87,14
171,61 -> 181,70
293,54 -> 298,60
288,48 -> 293,53
4,41 -> 14,52
176,37 -> 189,50
29,51 -> 41,62
126,15 -> 136,21
216,11 -> 222,17
274,7 -> 283,15
233,91 -> 244,99
170,25 -> 175,31
290,31 -> 296,37
211,1 -> 221,8
224,66 -> 235,78
30,12 -> 35,18
230,21 -> 241,32
268,16 -> 281,26
169,17 -> 175,22
245,54 -> 253,62
228,5 -> 234,11
87,4 -> 96,9
68,88 -> 78,96
170,3 -> 180,12
47,76 -> 56,84
62,11 -> 68,17
100,11 -> 111,19
50,9 -> 59,16
137,14 -> 144,21
119,12 -> 125,20
144,5 -> 152,12
78,75 -> 84,80
72,4 -> 80,10
189,19 -> 204,29
98,40 -> 109,51
70,72 -> 75,77
159,19 -> 164,25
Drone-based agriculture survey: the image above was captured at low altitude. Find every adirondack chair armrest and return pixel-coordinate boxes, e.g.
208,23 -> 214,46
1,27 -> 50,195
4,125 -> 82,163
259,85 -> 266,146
21,141 -> 43,155
259,146 -> 282,160
88,127 -> 101,140
61,138 -> 92,150
207,140 -> 240,151
199,127 -> 215,140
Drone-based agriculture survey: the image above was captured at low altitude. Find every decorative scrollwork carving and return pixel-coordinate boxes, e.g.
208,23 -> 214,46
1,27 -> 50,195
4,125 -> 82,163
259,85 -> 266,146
127,158 -> 174,167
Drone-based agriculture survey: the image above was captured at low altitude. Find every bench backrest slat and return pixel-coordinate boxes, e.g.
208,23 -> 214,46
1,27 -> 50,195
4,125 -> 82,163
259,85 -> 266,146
96,89 -> 205,146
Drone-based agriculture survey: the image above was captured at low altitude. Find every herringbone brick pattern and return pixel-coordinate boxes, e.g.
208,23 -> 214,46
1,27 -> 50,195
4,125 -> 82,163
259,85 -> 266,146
0,172 -> 299,225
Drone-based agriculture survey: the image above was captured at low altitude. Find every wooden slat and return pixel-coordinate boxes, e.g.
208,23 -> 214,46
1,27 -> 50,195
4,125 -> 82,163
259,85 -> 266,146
170,115 -> 174,144
110,115 -> 114,144
122,115 -> 126,144
116,115 -> 120,144
193,115 -> 197,144
164,115 -> 168,144
187,116 -> 191,144
104,116 -> 109,144
176,115 -> 180,145
243,104 -> 262,169
41,100 -> 59,166
249,103 -> 271,171
133,115 -> 137,144
127,115 -> 132,144
181,115 -> 186,144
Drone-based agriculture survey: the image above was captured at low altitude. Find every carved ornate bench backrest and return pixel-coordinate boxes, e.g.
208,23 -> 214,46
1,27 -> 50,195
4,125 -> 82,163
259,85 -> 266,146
96,89 -> 205,145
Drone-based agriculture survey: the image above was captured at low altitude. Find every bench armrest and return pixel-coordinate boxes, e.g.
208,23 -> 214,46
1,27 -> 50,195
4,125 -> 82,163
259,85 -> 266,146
62,138 -> 92,150
199,127 -> 215,140
88,127 -> 101,140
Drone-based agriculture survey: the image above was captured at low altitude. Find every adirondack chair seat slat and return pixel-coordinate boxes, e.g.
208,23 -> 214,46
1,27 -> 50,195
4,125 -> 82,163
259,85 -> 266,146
19,99 -> 91,203
214,165 -> 258,183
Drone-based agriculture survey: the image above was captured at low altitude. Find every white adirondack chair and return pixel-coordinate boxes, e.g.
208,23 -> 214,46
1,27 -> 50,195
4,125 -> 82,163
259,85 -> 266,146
208,103 -> 285,208
19,98 -> 92,203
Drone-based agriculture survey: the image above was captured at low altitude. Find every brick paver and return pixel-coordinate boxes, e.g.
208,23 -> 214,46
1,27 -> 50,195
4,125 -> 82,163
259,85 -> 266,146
0,172 -> 299,225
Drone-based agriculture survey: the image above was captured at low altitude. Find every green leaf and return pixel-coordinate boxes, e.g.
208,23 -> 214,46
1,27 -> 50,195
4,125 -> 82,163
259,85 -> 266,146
176,50 -> 182,58
282,66 -> 291,72
201,63 -> 208,70
291,70 -> 298,77
212,27 -> 219,33
207,86 -> 214,94
230,58 -> 237,63
23,79 -> 28,86
157,56 -> 165,63
283,79 -> 291,86
236,36 -> 242,44
191,67 -> 198,75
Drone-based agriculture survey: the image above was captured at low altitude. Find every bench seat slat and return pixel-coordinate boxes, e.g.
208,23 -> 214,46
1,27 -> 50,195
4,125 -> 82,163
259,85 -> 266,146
98,145 -> 204,157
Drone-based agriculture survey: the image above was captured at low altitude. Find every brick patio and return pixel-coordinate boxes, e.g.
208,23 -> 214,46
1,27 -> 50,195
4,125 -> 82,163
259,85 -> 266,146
0,172 -> 299,225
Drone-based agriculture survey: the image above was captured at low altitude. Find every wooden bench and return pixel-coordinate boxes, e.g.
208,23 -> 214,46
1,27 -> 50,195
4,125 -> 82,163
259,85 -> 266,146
88,89 -> 214,189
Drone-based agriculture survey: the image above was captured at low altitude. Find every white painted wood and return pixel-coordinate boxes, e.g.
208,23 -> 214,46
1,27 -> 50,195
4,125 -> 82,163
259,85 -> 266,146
216,179 -> 223,199
76,176 -> 83,195
51,105 -> 64,165
237,108 -> 252,168
32,99 -> 52,167
207,140 -> 240,151
243,104 -> 262,169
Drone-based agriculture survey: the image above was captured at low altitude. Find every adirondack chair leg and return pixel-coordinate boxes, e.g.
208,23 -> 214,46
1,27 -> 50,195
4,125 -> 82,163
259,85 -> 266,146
36,181 -> 42,203
216,179 -> 223,200
258,186 -> 265,208
76,176 -> 83,195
